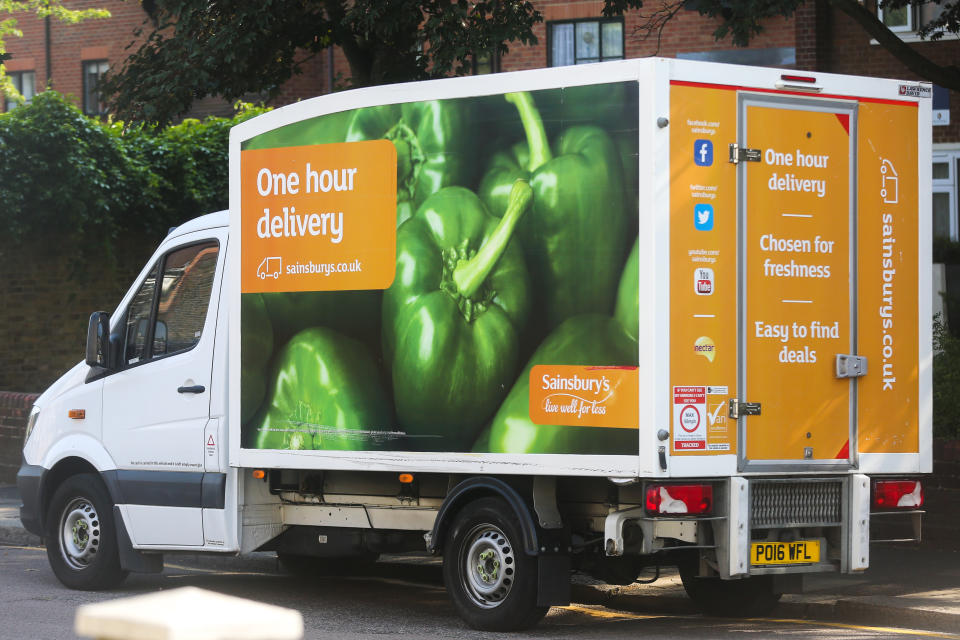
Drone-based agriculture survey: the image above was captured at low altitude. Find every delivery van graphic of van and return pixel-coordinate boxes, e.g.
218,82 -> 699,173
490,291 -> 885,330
257,256 -> 282,279
881,158 -> 899,204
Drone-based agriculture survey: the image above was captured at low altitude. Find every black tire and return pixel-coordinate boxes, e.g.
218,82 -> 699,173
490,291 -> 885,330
45,474 -> 128,590
678,553 -> 781,617
442,497 -> 548,631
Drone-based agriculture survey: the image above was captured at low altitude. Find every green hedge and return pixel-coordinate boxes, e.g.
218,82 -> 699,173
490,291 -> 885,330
0,91 -> 267,256
934,314 -> 960,439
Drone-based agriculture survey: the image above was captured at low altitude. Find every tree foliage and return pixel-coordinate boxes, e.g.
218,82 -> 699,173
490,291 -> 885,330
934,314 -> 960,438
101,0 -> 542,123
0,1 -> 109,102
603,0 -> 960,92
0,91 -> 267,257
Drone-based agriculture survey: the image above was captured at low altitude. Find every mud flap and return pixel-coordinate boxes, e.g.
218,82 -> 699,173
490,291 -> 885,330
113,506 -> 163,574
536,527 -> 571,606
537,554 -> 571,606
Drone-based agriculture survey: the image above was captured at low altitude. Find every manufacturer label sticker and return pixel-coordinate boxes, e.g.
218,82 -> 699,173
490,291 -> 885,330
898,84 -> 932,99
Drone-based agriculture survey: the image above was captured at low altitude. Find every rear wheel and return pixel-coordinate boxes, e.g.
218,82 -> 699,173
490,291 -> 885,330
442,497 -> 547,631
45,474 -> 127,590
678,553 -> 781,617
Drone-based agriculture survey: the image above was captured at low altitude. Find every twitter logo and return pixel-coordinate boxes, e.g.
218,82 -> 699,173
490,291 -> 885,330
694,204 -> 714,231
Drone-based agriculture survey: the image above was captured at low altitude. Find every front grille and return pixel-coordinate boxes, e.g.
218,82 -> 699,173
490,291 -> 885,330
750,478 -> 843,529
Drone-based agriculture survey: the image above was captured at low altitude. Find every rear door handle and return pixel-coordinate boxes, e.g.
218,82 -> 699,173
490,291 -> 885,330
178,385 -> 206,394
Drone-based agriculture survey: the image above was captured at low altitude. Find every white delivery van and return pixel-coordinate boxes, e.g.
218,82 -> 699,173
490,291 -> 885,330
18,59 -> 931,631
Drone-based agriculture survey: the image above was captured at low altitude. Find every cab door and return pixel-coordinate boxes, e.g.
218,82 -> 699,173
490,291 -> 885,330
738,96 -> 859,470
102,230 -> 225,545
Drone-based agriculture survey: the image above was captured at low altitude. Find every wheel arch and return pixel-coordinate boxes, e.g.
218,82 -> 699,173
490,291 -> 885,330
428,476 -> 540,556
39,456 -> 103,532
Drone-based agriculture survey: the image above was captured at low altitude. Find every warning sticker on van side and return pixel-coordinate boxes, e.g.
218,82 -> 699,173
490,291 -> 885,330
240,140 -> 397,293
673,386 -> 706,450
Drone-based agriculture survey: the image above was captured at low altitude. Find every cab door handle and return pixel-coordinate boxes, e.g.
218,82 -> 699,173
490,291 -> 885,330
178,385 -> 206,394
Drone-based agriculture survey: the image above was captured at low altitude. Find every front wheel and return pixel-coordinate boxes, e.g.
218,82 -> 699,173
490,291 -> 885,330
678,553 -> 781,617
442,497 -> 547,631
45,474 -> 128,590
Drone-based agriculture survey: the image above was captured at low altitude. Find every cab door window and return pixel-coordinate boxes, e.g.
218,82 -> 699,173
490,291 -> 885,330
121,241 -> 219,367
154,244 -> 219,356
124,265 -> 159,365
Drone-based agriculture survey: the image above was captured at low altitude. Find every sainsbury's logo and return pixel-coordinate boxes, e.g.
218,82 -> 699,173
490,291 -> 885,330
528,365 -> 639,429
540,373 -> 610,395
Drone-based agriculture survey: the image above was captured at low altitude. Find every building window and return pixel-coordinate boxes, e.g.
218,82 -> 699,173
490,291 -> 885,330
548,19 -> 624,67
879,3 -> 914,32
5,70 -> 36,111
877,2 -> 948,38
473,48 -> 500,75
933,154 -> 957,240
82,60 -> 108,116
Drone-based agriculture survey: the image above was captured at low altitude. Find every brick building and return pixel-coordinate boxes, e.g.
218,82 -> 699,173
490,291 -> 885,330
0,1 -> 958,393
3,2 -> 957,239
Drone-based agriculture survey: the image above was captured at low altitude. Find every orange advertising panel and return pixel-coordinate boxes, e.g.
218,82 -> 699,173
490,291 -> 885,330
668,83 -> 739,455
743,103 -> 854,462
240,140 -> 397,293
857,102 -> 919,454
528,365 -> 639,429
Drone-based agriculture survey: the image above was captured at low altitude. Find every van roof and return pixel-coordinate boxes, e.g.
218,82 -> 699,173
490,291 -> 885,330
168,210 -> 228,239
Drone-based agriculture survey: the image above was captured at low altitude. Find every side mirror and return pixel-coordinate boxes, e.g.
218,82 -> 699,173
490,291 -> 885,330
85,311 -> 111,369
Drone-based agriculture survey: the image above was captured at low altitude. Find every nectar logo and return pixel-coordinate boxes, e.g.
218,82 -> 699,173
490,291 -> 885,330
694,336 -> 716,362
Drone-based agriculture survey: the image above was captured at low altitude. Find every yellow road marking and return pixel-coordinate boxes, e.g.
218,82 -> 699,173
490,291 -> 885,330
758,617 -> 960,639
558,605 -> 668,622
0,545 -> 44,552
560,605 -> 960,638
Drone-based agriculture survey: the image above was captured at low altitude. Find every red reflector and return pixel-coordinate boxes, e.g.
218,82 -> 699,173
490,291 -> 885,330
781,74 -> 817,83
645,484 -> 713,515
873,480 -> 924,509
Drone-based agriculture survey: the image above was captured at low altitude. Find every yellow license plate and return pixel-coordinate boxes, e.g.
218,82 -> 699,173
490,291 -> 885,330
750,540 -> 820,566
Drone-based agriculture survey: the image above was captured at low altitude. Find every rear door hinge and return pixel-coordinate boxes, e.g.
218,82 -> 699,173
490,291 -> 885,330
729,398 -> 762,419
729,143 -> 761,164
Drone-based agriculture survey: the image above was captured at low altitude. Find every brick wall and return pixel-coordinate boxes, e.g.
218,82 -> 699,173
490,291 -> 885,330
0,392 -> 40,483
2,0 -> 150,114
0,237 -> 156,394
815,1 -> 960,144
498,1 -> 799,72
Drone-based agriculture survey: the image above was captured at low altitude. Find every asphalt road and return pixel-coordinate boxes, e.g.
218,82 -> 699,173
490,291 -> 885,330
1,544 -> 957,640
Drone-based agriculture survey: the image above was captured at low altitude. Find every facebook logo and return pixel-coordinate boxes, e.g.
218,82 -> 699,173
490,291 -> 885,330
694,139 -> 713,166
694,204 -> 714,231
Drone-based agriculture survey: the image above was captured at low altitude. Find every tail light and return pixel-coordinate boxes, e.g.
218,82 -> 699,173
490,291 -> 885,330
873,480 -> 924,509
645,484 -> 713,515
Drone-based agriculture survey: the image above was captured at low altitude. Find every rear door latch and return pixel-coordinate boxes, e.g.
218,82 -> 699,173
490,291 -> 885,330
835,354 -> 868,378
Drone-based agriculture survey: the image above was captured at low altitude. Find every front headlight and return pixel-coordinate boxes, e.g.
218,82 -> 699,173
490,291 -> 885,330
24,405 -> 40,445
